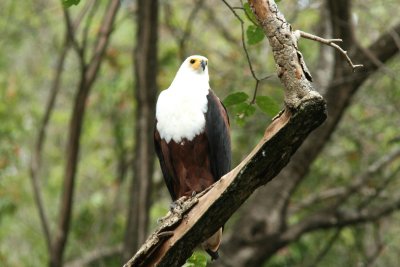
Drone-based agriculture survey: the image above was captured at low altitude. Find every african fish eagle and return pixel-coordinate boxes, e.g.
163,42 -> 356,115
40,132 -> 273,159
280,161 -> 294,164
154,55 -> 231,260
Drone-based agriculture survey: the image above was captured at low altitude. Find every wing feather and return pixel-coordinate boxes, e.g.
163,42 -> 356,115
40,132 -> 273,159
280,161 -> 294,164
154,123 -> 178,200
205,90 -> 231,181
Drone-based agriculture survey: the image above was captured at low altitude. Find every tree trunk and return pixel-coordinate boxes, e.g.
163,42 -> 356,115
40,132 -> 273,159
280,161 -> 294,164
122,0 -> 158,262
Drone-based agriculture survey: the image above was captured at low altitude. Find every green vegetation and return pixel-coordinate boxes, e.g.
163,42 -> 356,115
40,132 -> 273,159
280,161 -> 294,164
1,0 -> 399,266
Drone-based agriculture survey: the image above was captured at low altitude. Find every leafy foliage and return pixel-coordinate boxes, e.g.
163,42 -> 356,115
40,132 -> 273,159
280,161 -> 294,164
183,251 -> 208,267
223,92 -> 249,107
62,0 -> 80,7
243,3 -> 258,24
246,25 -> 265,45
255,95 -> 281,116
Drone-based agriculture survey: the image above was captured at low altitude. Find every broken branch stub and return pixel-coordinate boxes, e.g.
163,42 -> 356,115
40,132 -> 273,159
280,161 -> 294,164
249,0 -> 322,108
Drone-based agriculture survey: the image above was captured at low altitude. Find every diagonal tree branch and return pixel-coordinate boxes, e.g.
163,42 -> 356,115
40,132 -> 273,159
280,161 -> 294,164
123,0 -> 327,266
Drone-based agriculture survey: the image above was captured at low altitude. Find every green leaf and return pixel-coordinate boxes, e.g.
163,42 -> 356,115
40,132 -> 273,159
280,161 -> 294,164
223,92 -> 249,107
246,25 -> 265,45
62,0 -> 80,7
234,102 -> 256,126
183,251 -> 208,267
243,3 -> 258,24
236,102 -> 256,117
256,95 -> 281,116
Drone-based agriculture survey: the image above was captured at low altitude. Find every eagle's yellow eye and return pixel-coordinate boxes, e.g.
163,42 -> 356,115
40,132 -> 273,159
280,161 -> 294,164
190,59 -> 196,64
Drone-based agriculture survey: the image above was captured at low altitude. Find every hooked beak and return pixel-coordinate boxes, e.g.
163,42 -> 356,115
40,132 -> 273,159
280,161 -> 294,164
201,60 -> 207,71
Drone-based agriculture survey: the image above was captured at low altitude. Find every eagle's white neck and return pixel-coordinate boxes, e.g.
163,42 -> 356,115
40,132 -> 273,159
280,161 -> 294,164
169,63 -> 210,90
156,61 -> 210,144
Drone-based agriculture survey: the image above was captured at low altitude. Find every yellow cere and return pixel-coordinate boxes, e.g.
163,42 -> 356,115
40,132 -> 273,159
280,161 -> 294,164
189,57 -> 207,71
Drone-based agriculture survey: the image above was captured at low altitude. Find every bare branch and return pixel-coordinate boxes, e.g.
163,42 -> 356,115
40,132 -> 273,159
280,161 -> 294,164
290,187 -> 346,213
81,0 -> 100,63
363,223 -> 386,267
307,228 -> 342,267
388,28 -> 400,50
291,148 -> 400,213
203,4 -> 239,45
333,147 -> 400,208
295,30 -> 363,71
357,44 -> 399,80
357,165 -> 400,210
283,193 -> 400,243
63,8 -> 84,63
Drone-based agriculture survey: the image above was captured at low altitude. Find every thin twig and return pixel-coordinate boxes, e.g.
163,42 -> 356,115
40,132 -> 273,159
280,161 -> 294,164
203,3 -> 238,45
358,45 -> 399,81
333,147 -> 400,209
307,228 -> 342,267
290,187 -> 347,213
357,165 -> 400,210
63,8 -> 85,66
295,30 -> 363,71
221,0 -> 273,103
363,223 -> 385,267
81,0 -> 100,63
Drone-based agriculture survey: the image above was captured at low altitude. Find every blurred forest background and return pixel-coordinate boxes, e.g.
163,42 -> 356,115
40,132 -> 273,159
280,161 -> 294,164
1,0 -> 400,266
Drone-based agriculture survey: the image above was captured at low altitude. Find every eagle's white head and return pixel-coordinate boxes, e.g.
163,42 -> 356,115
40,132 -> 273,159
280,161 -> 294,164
169,55 -> 209,90
156,55 -> 211,143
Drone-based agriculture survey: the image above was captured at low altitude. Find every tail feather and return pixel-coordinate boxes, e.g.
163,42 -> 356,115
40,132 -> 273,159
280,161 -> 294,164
202,228 -> 223,260
205,248 -> 219,261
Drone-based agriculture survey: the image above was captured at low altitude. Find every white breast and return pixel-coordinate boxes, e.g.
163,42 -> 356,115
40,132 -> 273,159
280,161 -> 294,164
156,87 -> 209,143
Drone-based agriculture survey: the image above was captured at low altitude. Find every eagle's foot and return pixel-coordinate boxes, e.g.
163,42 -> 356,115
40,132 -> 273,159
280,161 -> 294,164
191,191 -> 197,197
